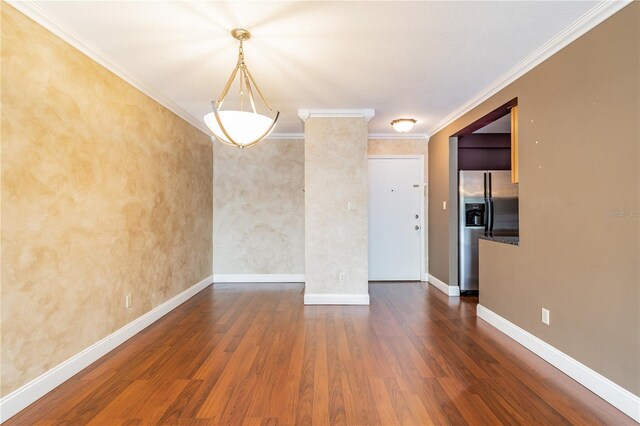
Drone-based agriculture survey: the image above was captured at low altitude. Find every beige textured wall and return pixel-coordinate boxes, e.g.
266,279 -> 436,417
305,118 -> 368,296
0,5 -> 213,396
213,139 -> 304,274
368,139 -> 426,156
212,138 -> 427,277
429,4 -> 639,394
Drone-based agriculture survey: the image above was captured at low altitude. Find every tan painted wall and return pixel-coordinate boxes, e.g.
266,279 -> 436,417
305,118 -> 369,296
0,5 -> 213,396
427,132 -> 450,282
213,139 -> 304,274
429,4 -> 639,394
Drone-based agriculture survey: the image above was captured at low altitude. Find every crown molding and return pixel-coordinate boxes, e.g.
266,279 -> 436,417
266,132 -> 430,141
368,133 -> 429,141
13,0 -> 626,141
427,0 -> 633,137
267,133 -> 305,140
6,0 -> 212,136
298,109 -> 376,122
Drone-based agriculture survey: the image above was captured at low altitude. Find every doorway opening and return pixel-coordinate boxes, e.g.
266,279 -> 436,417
449,98 -> 519,295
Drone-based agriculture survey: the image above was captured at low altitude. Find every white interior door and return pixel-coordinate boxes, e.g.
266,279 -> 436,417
368,157 -> 423,281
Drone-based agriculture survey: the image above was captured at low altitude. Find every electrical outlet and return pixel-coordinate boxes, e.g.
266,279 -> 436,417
443,201 -> 447,210
339,272 -> 346,282
125,293 -> 133,309
541,307 -> 550,325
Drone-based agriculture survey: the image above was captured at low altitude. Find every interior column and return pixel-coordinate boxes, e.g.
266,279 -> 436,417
298,109 -> 374,305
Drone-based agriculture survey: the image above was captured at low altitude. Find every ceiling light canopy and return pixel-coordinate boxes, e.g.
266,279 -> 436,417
391,118 -> 417,133
204,28 -> 279,148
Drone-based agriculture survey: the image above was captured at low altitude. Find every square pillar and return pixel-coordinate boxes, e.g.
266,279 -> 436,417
299,109 -> 375,305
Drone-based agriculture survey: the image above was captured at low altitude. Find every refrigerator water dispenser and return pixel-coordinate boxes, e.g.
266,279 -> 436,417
465,203 -> 485,227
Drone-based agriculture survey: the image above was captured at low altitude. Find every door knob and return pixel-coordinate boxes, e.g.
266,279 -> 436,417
415,225 -> 420,230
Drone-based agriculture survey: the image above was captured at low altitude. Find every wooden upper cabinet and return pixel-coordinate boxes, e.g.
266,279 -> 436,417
511,105 -> 519,184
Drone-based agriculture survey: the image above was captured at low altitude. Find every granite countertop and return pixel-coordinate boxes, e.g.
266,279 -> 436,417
479,235 -> 519,246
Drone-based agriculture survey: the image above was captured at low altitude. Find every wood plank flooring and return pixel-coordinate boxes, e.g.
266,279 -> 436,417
7,283 -> 633,425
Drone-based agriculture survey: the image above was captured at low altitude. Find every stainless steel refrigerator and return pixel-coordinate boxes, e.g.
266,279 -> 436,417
459,170 -> 519,292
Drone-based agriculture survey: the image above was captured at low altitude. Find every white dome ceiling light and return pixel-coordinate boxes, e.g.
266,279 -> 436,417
391,118 -> 417,133
204,28 -> 279,149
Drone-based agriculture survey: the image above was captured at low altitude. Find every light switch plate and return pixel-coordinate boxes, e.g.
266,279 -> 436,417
541,308 -> 550,325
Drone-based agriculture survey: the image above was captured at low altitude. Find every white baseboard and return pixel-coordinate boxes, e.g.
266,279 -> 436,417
427,274 -> 460,297
213,274 -> 304,283
0,274 -> 214,423
304,293 -> 370,305
477,304 -> 640,423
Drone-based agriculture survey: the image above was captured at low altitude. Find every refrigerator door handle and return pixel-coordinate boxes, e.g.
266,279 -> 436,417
488,198 -> 495,234
483,172 -> 488,199
484,199 -> 490,235
488,172 -> 493,198
487,172 -> 494,235
483,172 -> 488,235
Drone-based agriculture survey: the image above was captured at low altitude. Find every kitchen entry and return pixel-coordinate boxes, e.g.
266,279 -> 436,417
453,98 -> 520,294
368,156 -> 425,281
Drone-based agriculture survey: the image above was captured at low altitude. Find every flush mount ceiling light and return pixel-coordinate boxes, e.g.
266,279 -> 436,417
391,118 -> 417,133
204,28 -> 279,149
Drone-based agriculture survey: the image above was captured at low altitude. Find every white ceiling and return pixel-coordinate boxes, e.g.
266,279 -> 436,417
474,114 -> 511,134
24,1 -> 607,136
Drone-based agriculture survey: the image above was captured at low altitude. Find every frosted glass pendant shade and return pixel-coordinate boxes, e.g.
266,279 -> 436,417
204,110 -> 275,147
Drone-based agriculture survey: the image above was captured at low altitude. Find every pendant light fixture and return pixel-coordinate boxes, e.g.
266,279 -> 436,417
204,28 -> 279,149
391,118 -> 417,133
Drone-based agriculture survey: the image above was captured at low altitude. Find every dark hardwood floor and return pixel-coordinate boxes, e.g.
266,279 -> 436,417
8,283 -> 633,425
